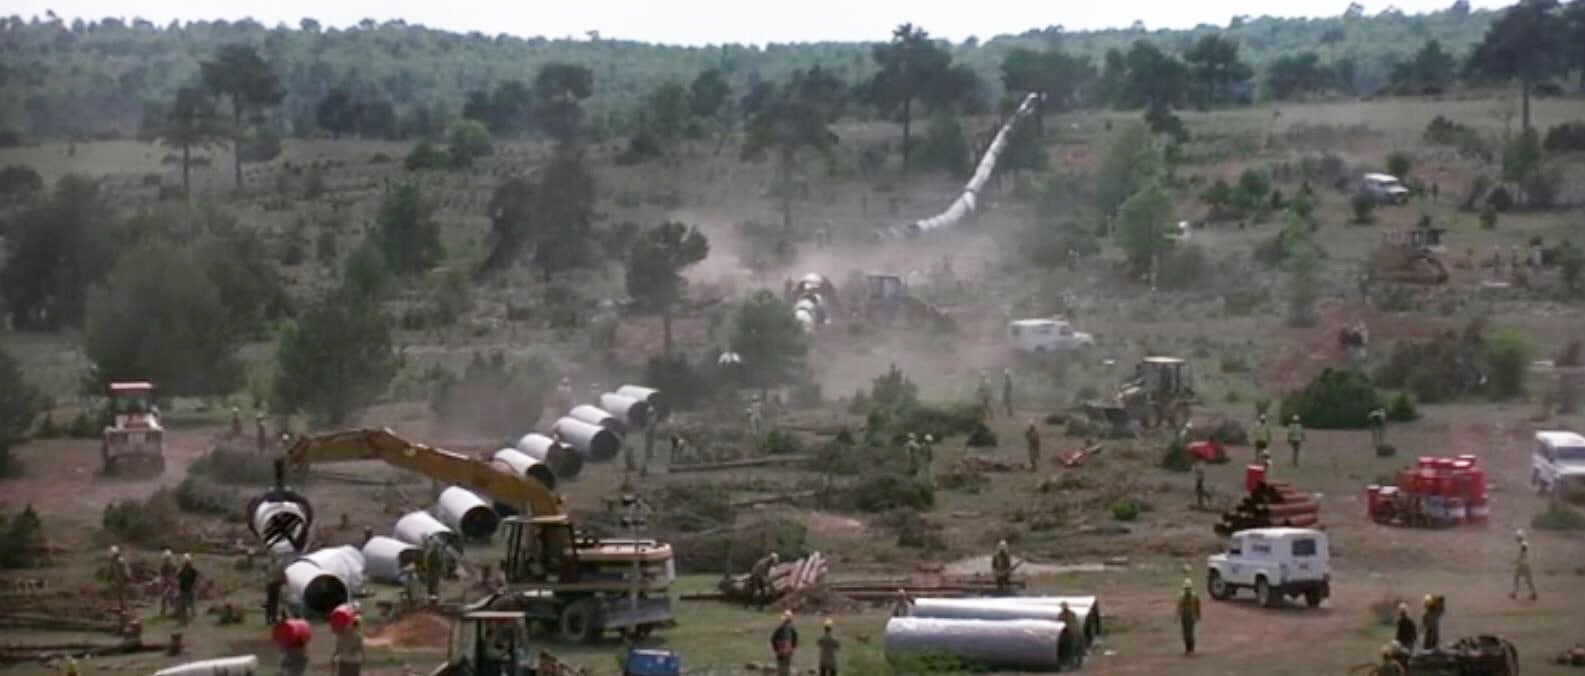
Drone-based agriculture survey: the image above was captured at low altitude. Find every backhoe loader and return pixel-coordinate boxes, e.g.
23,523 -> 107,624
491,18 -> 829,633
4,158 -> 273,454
256,428 -> 676,642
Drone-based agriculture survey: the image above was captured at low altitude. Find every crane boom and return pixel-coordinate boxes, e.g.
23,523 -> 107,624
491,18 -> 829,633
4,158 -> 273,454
282,427 -> 562,517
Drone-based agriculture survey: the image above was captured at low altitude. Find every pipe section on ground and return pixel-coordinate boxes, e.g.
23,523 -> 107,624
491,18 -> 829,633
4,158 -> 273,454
966,595 -> 1102,642
569,404 -> 626,436
553,417 -> 622,462
513,433 -> 583,479
597,394 -> 651,430
493,448 -> 560,489
245,490 -> 313,554
884,617 -> 1069,671
152,655 -> 260,676
435,486 -> 501,539
285,545 -> 365,616
616,385 -> 670,422
393,510 -> 461,554
360,536 -> 418,585
909,598 -> 1069,623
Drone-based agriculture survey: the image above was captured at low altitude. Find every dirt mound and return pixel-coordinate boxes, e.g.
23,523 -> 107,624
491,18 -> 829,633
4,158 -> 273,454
366,611 -> 452,649
770,585 -> 862,615
1262,301 -> 1445,393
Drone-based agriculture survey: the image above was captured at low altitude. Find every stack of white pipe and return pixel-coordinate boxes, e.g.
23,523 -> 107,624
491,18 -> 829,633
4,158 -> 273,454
569,404 -> 626,436
514,433 -> 582,478
885,617 -> 1066,671
596,393 -> 651,430
493,447 -> 560,488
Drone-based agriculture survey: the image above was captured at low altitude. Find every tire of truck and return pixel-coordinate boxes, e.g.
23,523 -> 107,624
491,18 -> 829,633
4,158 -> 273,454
633,623 -> 654,638
559,600 -> 602,643
1207,571 -> 1233,601
1255,577 -> 1279,608
1303,589 -> 1323,608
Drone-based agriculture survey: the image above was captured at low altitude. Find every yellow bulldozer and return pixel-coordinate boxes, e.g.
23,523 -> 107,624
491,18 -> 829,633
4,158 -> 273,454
1369,228 -> 1449,285
260,428 -> 676,643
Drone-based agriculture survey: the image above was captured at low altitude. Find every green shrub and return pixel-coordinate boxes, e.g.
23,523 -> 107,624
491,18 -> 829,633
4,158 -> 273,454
1280,368 -> 1382,429
102,489 -> 181,545
1486,330 -> 1532,400
850,473 -> 935,513
1160,439 -> 1192,472
1210,419 -> 1249,446
0,505 -> 45,569
1111,498 -> 1142,522
68,410 -> 99,439
1531,501 -> 1585,531
1386,393 -> 1419,422
1480,204 -> 1498,229
189,446 -> 280,485
175,476 -> 234,517
643,354 -> 707,411
764,429 -> 804,455
883,508 -> 945,549
896,403 -> 984,444
404,141 -> 450,171
965,422 -> 998,447
1350,193 -> 1376,224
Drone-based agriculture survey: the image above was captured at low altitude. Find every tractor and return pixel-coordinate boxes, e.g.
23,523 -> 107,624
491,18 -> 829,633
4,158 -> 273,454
1084,357 -> 1198,434
101,381 -> 165,476
1369,228 -> 1449,285
858,273 -> 955,332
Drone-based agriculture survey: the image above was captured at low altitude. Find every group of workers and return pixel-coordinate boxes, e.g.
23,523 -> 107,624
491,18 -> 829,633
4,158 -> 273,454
976,369 -> 1018,419
106,546 -> 200,624
1249,413 -> 1308,468
767,611 -> 841,676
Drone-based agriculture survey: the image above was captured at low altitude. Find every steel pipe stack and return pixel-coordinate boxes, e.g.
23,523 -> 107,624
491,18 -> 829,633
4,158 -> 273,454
513,433 -> 583,479
360,536 -> 419,585
553,417 -> 622,462
596,393 -> 651,431
493,447 -> 560,488
617,385 -> 670,422
434,486 -> 501,540
884,617 -> 1068,671
569,404 -> 626,435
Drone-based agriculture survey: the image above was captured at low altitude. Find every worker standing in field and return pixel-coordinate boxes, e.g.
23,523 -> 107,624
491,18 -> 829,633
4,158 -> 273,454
255,413 -> 268,453
1253,414 -> 1271,462
1193,463 -> 1209,509
1395,602 -> 1417,650
107,546 -> 132,614
1002,369 -> 1015,417
977,373 -> 994,418
903,433 -> 921,476
770,611 -> 800,676
400,561 -> 422,609
1025,421 -> 1041,472
1377,644 -> 1409,676
1421,595 -> 1444,651
749,551 -> 780,609
157,550 -> 178,617
748,395 -> 764,440
816,619 -> 840,676
1058,601 -> 1082,668
230,406 -> 242,436
1177,579 -> 1201,655
920,435 -> 936,488
332,614 -> 365,676
1511,530 -> 1537,600
1287,415 -> 1306,467
992,541 -> 1014,594
1369,407 -> 1388,449
264,567 -> 285,625
176,554 -> 200,623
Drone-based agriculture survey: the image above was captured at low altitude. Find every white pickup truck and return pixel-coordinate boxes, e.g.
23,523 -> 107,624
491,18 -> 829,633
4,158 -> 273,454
1008,318 -> 1093,354
1532,430 -> 1585,497
1206,527 -> 1331,608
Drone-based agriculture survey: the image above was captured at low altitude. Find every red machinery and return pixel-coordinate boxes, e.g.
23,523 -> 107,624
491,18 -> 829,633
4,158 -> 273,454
1367,454 -> 1488,527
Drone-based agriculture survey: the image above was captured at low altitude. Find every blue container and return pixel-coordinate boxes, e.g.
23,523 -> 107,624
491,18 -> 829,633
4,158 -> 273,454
624,649 -> 681,676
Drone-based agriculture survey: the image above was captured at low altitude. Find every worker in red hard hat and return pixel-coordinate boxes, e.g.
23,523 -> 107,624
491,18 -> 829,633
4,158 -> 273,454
332,611 -> 365,676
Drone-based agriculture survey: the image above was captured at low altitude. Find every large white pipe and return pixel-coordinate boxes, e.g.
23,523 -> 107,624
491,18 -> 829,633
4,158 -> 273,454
493,448 -> 560,488
152,656 -> 260,676
361,536 -> 418,585
617,384 -> 670,421
569,404 -> 626,436
909,598 -> 1069,622
597,394 -> 651,430
899,92 -> 1041,238
393,510 -> 461,554
963,596 -> 1102,641
884,617 -> 1070,671
553,417 -> 622,462
435,486 -> 500,539
246,495 -> 311,553
514,433 -> 583,478
285,545 -> 364,616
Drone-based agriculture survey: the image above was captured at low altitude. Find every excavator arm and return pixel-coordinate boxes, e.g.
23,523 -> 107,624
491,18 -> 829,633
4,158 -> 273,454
281,428 -> 563,517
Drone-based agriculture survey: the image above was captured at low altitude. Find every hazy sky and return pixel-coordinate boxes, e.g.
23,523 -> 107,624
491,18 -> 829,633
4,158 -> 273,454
10,0 -> 1515,44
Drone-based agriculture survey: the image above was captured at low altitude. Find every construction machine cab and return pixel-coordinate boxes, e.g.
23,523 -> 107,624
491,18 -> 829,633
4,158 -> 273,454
502,515 -> 580,584
1134,357 -> 1195,398
436,612 -> 537,676
102,381 -> 165,476
864,274 -> 906,302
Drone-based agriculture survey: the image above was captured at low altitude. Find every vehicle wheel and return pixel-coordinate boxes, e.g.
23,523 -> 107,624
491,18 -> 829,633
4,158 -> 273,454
1303,590 -> 1322,608
634,623 -> 654,638
1171,402 -> 1192,428
1255,578 -> 1279,608
1207,572 -> 1233,601
559,600 -> 602,643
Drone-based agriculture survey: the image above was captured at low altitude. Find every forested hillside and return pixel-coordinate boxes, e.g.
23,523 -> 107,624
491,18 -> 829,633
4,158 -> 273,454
0,2 -> 1513,140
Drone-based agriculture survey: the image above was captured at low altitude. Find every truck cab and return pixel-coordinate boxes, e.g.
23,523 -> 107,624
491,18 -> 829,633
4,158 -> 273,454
1532,430 -> 1585,498
432,612 -> 538,676
1361,173 -> 1411,204
1008,318 -> 1093,354
1206,527 -> 1330,608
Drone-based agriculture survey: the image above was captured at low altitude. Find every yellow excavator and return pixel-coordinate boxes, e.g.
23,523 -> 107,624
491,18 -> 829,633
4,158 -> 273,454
261,428 -> 677,642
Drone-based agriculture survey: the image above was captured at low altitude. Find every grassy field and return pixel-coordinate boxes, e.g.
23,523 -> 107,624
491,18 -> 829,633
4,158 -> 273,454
3,92 -> 1585,675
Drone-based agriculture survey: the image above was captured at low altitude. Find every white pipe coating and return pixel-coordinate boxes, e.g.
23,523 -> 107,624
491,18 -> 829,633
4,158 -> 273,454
616,385 -> 669,421
493,447 -> 560,488
361,536 -> 419,585
552,416 -> 622,462
596,393 -> 651,430
435,486 -> 501,539
569,404 -> 626,435
514,433 -> 583,478
884,617 -> 1068,671
152,655 -> 260,676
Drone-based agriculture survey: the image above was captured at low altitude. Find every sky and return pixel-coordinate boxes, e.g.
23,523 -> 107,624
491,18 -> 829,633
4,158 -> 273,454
8,0 -> 1516,45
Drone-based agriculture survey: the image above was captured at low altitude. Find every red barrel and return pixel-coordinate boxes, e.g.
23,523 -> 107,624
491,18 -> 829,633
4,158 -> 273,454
1397,468 -> 1416,492
1416,456 -> 1436,469
1467,466 -> 1488,501
1432,474 -> 1454,497
1434,457 -> 1455,472
1451,459 -> 1474,472
1467,495 -> 1490,523
1245,465 -> 1266,493
272,619 -> 311,650
1366,485 -> 1382,519
1456,454 -> 1478,466
1447,497 -> 1467,523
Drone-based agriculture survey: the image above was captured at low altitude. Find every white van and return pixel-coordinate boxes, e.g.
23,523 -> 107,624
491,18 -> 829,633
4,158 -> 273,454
1206,528 -> 1331,608
1361,173 -> 1411,204
1532,430 -> 1585,496
1008,318 -> 1093,354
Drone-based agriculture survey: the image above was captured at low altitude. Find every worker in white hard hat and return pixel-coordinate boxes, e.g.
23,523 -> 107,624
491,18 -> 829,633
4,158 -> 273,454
749,551 -> 779,609
770,610 -> 799,676
1178,578 -> 1201,655
176,554 -> 199,623
158,549 -> 178,616
1511,529 -> 1536,600
992,541 -> 1014,594
107,545 -> 131,613
1287,414 -> 1306,467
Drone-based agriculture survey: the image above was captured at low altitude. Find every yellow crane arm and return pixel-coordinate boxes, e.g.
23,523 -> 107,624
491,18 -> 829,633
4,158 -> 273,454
282,427 -> 562,517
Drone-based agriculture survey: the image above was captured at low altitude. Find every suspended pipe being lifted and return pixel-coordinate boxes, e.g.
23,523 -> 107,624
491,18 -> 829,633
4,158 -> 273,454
597,393 -> 651,431
568,404 -> 626,436
552,417 -> 622,462
893,92 -> 1042,238
244,490 -> 313,555
493,448 -> 560,488
393,510 -> 462,556
884,617 -> 1072,671
616,385 -> 670,422
360,536 -> 419,585
285,546 -> 365,616
434,486 -> 501,540
513,433 -> 583,479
